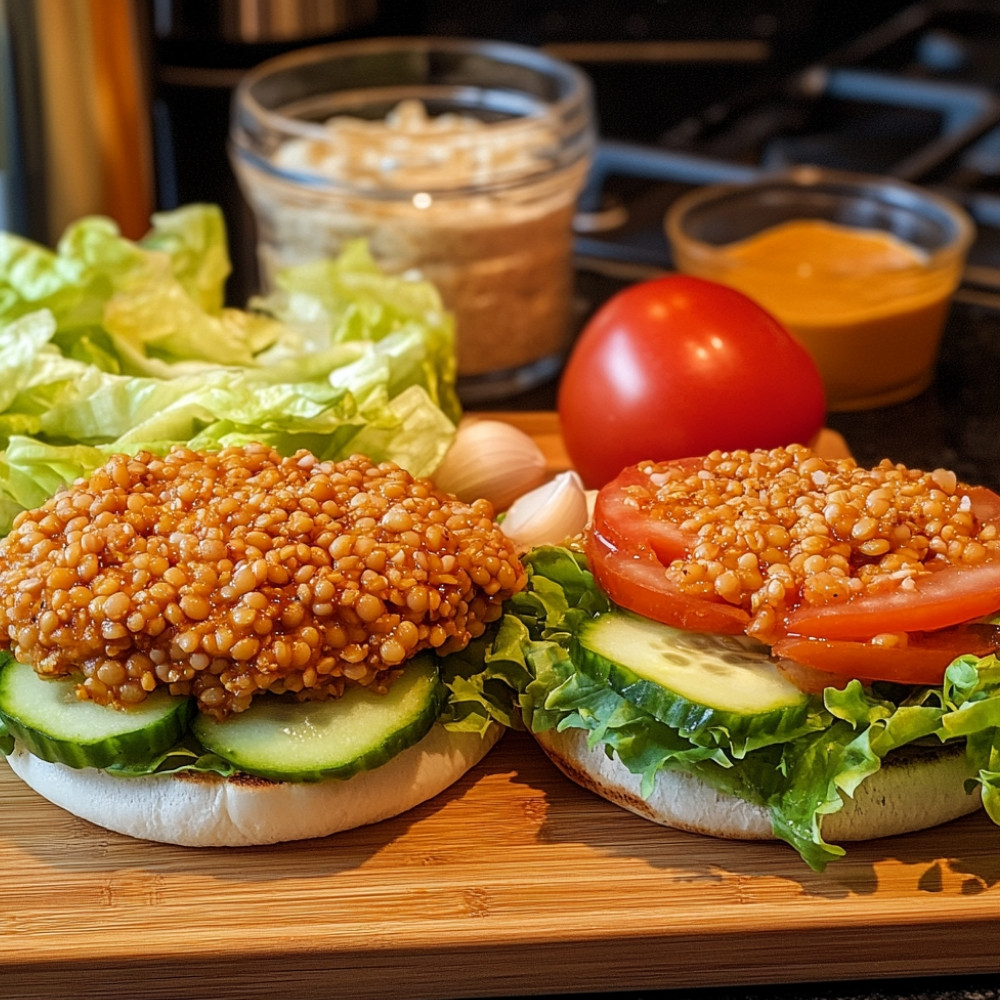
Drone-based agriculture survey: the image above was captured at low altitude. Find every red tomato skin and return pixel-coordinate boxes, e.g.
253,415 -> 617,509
558,275 -> 827,488
589,462 -> 696,563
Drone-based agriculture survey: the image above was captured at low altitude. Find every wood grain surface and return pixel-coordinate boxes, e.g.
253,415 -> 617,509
3,413 -> 997,1000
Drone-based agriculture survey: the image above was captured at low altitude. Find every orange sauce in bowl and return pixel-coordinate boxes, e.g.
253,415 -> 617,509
688,219 -> 963,410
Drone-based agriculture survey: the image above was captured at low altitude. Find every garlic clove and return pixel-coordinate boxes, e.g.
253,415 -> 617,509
501,470 -> 590,549
432,418 -> 548,511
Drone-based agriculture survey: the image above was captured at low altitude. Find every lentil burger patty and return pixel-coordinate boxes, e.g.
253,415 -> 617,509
0,444 -> 526,719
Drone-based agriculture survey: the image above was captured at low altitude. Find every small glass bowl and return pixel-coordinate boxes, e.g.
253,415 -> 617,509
665,167 -> 975,411
230,36 -> 596,404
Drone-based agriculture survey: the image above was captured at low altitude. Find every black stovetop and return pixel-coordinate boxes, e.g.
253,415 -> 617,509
478,0 -> 1000,498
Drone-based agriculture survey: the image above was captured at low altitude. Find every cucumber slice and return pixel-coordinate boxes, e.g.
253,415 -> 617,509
192,654 -> 445,782
572,610 -> 814,746
0,659 -> 195,769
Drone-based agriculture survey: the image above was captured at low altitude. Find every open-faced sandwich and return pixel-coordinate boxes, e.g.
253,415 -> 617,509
0,204 -> 538,846
0,443 -> 525,846
493,444 -> 1000,869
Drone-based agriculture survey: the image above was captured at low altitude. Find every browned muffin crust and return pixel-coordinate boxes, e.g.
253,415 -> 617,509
0,444 -> 526,718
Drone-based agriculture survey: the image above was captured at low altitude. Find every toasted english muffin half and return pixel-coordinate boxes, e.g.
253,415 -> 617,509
534,727 -> 982,843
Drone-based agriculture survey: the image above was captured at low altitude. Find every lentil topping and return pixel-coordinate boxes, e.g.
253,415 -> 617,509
0,444 -> 526,719
629,445 -> 1000,643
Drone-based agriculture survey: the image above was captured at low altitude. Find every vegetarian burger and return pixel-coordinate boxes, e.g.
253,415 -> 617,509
0,443 -> 525,846
497,444 -> 1000,869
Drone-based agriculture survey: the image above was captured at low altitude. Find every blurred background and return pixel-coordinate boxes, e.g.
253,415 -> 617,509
0,0 -> 926,305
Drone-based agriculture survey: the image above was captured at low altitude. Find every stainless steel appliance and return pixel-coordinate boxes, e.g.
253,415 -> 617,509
0,0 -> 154,244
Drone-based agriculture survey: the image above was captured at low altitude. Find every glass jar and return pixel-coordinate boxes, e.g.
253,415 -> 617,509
230,36 -> 596,403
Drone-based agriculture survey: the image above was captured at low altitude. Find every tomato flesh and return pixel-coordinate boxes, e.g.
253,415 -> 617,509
589,462 -> 697,564
772,626 -> 1000,688
586,528 -> 749,634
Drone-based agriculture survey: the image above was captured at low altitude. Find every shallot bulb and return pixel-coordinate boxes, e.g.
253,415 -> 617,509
432,419 -> 548,511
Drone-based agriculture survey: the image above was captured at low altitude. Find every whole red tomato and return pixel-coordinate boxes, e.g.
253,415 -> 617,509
558,275 -> 826,487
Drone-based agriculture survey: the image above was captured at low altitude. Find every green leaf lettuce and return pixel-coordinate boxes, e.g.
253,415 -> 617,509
493,546 -> 1000,870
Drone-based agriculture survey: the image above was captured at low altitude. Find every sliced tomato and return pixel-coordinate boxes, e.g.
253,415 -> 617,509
786,487 -> 1000,640
590,460 -> 700,563
585,528 -> 749,635
784,559 -> 1000,641
772,624 -> 1000,688
587,459 -> 1000,689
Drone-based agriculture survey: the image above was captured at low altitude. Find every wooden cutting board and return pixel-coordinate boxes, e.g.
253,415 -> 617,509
3,413 -> 997,1000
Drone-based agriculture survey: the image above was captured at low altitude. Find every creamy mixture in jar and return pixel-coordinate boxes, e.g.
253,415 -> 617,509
237,99 -> 590,392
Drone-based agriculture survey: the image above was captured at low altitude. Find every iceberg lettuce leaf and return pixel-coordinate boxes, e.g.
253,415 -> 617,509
0,206 -> 460,532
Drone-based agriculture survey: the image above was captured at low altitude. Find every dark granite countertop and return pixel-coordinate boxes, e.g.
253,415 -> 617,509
830,286 -> 1000,493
